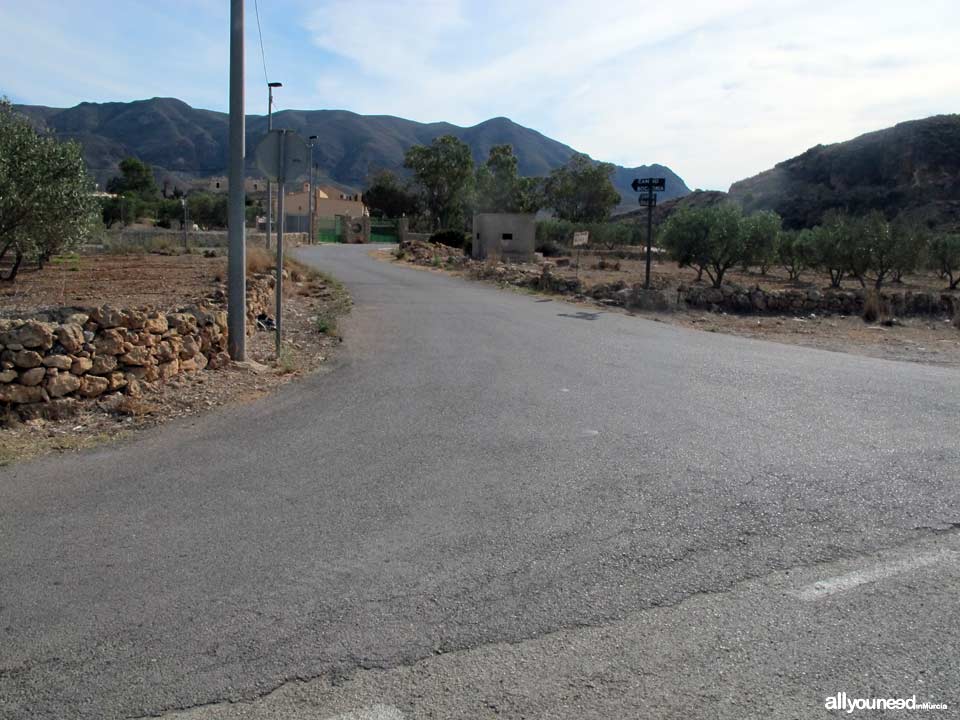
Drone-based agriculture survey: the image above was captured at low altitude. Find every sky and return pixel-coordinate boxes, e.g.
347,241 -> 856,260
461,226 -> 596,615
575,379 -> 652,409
1,0 -> 958,190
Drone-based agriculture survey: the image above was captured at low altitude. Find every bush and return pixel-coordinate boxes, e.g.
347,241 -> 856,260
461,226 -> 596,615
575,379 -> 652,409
429,229 -> 469,249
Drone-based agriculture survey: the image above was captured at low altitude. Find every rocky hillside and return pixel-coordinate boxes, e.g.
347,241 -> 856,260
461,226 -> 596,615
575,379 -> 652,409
14,97 -> 689,206
728,115 -> 960,230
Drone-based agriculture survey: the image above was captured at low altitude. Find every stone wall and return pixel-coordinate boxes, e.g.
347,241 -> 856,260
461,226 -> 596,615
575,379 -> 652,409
680,283 -> 957,317
0,275 -> 274,415
400,240 -> 958,318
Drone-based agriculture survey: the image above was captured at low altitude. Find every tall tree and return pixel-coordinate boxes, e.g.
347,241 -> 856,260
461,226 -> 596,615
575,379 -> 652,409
543,154 -> 620,223
106,157 -> 159,199
474,144 -> 541,213
0,99 -> 99,280
362,170 -> 421,218
403,135 -> 474,230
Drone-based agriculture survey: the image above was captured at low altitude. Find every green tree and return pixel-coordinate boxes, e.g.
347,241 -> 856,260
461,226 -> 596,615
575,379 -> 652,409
543,154 -> 620,223
889,216 -> 928,283
474,144 -> 541,213
0,99 -> 99,280
814,210 -> 856,288
700,204 -> 747,287
106,157 -> 158,199
404,135 -> 474,230
928,234 -> 960,289
857,210 -> 896,288
362,170 -> 421,219
740,210 -> 781,274
660,206 -> 712,282
778,228 -> 817,281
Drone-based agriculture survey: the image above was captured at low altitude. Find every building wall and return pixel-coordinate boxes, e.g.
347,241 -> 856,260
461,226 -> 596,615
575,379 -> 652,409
472,213 -> 536,262
283,187 -> 366,220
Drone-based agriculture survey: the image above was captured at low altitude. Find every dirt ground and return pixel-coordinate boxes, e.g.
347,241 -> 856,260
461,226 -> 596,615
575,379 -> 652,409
0,248 -> 351,466
384,247 -> 960,368
0,254 -> 227,316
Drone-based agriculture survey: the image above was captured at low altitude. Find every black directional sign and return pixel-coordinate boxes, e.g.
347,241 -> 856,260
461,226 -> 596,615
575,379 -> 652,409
631,177 -> 666,192
631,177 -> 666,289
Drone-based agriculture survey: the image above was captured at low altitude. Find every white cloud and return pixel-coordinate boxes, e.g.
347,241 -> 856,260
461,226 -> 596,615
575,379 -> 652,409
304,0 -> 960,189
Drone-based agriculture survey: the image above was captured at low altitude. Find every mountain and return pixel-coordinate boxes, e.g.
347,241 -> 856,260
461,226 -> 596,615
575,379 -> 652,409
728,115 -> 960,230
13,97 -> 690,207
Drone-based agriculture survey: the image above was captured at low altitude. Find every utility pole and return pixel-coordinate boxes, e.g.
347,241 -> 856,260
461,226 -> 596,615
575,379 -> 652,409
308,135 -> 317,244
275,131 -> 287,356
265,81 -> 282,248
227,0 -> 246,360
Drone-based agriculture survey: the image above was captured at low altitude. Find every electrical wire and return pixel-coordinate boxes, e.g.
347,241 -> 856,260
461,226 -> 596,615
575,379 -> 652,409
253,0 -> 270,89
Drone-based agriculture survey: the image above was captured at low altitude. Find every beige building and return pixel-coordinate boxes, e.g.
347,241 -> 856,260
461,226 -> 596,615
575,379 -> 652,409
282,182 -> 366,219
196,176 -> 268,194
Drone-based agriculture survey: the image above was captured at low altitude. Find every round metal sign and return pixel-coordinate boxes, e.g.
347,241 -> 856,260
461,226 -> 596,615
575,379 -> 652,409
255,129 -> 309,182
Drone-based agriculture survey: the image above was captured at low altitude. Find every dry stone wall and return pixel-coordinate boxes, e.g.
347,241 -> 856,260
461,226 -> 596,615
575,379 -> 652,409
0,275 -> 274,415
680,283 -> 957,317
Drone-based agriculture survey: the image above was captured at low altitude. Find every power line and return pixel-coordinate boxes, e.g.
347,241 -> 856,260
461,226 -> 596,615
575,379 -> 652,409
253,0 -> 270,89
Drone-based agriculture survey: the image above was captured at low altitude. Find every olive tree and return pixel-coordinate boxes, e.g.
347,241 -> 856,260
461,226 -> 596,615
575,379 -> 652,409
661,204 -> 746,287
0,99 -> 99,280
778,228 -> 817,281
929,234 -> 960,289
740,209 -> 781,274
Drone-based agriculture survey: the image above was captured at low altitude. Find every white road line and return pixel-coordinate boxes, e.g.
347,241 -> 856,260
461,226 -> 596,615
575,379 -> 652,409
324,705 -> 406,720
794,549 -> 959,601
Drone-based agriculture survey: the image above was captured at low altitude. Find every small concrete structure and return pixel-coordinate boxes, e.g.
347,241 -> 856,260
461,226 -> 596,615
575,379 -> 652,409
472,213 -> 536,262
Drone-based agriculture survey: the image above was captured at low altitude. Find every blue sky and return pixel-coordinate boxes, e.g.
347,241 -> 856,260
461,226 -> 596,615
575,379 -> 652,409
2,0 -> 958,190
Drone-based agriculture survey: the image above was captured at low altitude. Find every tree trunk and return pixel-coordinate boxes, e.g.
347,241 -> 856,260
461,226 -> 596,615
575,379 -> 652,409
1,249 -> 23,282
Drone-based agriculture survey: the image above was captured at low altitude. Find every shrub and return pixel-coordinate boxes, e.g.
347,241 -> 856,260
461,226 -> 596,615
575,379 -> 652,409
246,246 -> 274,275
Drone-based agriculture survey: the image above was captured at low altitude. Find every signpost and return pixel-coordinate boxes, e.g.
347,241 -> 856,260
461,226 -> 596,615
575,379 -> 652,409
631,177 -> 666,289
255,129 -> 308,355
572,231 -> 589,278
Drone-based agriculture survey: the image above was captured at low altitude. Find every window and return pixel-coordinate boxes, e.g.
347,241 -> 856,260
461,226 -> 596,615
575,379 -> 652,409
502,233 -> 513,240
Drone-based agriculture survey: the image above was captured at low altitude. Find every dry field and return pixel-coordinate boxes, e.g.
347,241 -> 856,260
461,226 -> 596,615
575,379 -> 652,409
0,247 -> 350,465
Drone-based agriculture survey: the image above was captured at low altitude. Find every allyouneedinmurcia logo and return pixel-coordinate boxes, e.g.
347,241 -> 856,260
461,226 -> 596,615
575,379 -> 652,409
825,693 -> 948,713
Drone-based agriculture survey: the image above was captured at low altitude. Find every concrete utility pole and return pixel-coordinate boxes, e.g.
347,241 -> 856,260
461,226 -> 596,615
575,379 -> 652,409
227,0 -> 246,360
275,132 -> 287,356
308,135 -> 317,244
265,81 -> 282,248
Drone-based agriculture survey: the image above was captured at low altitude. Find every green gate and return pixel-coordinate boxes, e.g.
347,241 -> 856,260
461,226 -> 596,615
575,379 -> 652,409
370,218 -> 399,243
315,216 -> 341,243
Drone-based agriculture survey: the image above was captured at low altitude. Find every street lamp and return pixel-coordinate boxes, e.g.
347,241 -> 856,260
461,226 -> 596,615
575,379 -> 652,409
265,81 -> 282,249
308,135 -> 317,244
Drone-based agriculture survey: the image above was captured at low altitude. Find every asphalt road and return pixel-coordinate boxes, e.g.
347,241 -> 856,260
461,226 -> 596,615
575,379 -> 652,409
1,244 -> 958,719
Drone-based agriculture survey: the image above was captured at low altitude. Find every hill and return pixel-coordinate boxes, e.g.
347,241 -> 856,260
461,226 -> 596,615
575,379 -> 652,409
14,97 -> 689,206
728,115 -> 960,230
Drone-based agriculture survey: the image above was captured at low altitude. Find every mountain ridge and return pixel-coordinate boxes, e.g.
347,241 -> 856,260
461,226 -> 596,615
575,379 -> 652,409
13,97 -> 690,209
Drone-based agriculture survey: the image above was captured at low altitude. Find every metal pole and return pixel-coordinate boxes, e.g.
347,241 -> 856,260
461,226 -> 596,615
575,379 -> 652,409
265,85 -> 273,249
308,146 -> 315,244
275,133 -> 286,356
227,0 -> 246,360
181,198 -> 188,249
644,187 -> 654,290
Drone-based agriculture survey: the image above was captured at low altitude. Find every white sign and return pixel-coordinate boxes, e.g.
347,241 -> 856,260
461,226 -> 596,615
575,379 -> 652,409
572,231 -> 589,247
255,129 -> 308,182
